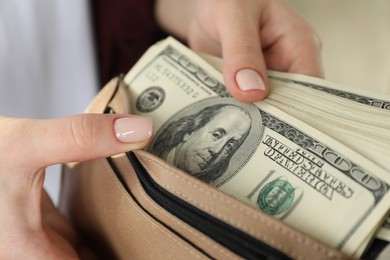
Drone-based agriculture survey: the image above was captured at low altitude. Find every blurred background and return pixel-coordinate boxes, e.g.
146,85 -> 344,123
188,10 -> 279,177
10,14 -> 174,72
290,0 -> 390,94
0,1 -> 97,205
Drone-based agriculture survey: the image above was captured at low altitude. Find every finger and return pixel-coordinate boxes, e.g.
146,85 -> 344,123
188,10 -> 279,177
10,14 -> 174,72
263,33 -> 324,78
261,0 -> 324,78
0,114 -> 153,169
218,2 -> 268,103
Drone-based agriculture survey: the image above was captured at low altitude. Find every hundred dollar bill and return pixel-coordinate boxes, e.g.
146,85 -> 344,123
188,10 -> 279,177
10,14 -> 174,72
200,52 -> 390,243
200,52 -> 390,110
267,71 -> 390,244
124,37 -> 390,256
200,53 -> 390,173
199,52 -> 390,244
268,71 -> 390,110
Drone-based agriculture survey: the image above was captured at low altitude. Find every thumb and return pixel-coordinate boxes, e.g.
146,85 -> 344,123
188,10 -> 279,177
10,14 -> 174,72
0,114 -> 153,169
0,113 -> 152,256
218,6 -> 268,103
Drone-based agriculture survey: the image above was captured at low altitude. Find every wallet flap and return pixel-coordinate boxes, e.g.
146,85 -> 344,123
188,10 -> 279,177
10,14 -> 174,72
84,77 -> 131,114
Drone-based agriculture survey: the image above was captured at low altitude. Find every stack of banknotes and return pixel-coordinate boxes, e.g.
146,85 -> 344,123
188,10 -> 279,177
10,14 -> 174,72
123,37 -> 390,258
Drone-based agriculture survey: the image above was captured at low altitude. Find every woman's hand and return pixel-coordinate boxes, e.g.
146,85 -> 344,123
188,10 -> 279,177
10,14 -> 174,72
156,0 -> 323,102
0,114 -> 152,259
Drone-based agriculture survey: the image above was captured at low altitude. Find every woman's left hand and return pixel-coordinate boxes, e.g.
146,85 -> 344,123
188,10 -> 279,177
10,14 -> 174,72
0,114 -> 152,259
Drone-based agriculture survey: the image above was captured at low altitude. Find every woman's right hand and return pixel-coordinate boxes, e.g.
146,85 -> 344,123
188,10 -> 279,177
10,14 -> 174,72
156,0 -> 323,103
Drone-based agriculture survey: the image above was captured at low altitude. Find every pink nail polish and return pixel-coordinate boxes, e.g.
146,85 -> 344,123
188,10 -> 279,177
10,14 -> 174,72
236,69 -> 266,91
114,116 -> 153,143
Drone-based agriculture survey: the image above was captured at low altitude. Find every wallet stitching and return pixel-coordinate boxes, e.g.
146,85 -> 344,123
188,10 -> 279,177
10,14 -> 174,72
128,162 -> 237,259
106,161 -> 206,259
140,155 -> 345,259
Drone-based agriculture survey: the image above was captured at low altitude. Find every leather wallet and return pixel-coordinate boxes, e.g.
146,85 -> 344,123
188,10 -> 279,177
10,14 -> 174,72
59,77 -> 350,259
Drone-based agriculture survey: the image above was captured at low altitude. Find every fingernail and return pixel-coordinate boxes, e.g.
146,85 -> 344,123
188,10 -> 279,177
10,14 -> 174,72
114,116 -> 153,143
235,69 -> 266,91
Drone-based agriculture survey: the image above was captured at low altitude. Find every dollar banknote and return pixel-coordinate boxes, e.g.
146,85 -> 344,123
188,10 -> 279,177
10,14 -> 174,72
200,52 -> 390,111
123,37 -> 390,257
269,72 -> 390,110
200,53 -> 390,173
200,52 -> 390,244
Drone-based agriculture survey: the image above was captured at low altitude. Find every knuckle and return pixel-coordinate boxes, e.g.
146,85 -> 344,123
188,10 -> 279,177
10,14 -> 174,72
312,32 -> 323,51
296,25 -> 323,53
302,24 -> 323,50
69,115 -> 100,152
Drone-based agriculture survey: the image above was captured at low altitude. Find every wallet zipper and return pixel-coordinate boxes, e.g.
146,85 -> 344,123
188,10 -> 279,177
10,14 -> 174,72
126,151 -> 290,260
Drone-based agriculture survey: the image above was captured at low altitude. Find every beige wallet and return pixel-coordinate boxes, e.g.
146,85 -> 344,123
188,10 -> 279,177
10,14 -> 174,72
59,78 -> 351,259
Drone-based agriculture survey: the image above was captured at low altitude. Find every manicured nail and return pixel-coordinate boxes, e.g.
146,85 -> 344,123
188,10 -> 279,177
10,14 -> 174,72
235,69 -> 266,91
114,116 -> 153,143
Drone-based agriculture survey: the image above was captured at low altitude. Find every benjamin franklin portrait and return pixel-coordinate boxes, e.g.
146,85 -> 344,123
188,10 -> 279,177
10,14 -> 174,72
148,97 -> 263,186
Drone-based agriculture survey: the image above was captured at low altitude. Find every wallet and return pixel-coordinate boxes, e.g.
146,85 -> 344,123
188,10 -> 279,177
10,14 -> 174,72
59,77 -> 352,259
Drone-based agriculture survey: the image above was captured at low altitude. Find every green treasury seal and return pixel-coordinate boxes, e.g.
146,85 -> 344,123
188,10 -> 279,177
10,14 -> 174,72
257,179 -> 294,215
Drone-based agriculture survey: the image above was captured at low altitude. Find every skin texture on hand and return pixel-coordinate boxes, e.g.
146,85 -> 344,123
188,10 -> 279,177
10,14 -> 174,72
0,114 -> 152,259
155,0 -> 324,103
